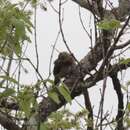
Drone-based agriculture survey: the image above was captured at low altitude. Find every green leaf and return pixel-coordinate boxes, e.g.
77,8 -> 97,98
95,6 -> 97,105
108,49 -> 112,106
121,85 -> 128,92
22,14 -> 33,29
48,90 -> 60,104
127,120 -> 130,127
31,0 -> 38,7
14,43 -> 22,56
18,87 -> 35,117
0,1 -> 33,57
97,19 -> 120,30
43,79 -> 54,85
47,79 -> 54,84
127,102 -> 130,111
109,19 -> 120,28
0,88 -> 15,98
15,19 -> 25,38
126,81 -> 130,86
58,83 -> 72,104
40,123 -> 49,130
119,58 -> 130,65
0,75 -> 19,84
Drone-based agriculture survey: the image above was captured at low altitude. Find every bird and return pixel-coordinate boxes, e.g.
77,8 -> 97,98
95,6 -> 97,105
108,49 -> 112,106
53,52 -> 75,85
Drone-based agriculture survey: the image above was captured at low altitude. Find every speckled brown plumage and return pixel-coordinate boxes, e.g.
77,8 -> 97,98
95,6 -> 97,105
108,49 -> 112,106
53,52 -> 75,85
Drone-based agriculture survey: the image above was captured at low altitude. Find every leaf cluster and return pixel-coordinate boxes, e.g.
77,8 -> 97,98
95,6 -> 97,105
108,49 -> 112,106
40,109 -> 89,130
0,0 -> 33,56
97,19 -> 121,30
48,81 -> 72,104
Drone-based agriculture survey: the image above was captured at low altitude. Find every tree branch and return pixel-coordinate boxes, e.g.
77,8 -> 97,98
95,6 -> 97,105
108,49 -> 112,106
38,59 -> 130,122
72,0 -> 130,21
110,70 -> 124,130
0,111 -> 21,130
115,40 -> 130,49
83,88 -> 93,130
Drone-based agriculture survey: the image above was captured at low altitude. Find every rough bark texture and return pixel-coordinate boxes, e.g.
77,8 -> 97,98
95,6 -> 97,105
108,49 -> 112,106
0,112 -> 21,130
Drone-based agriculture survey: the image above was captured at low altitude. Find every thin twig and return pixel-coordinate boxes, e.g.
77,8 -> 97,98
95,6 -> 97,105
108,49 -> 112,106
115,40 -> 130,49
78,6 -> 91,39
58,0 -> 73,54
100,77 -> 107,130
48,30 -> 61,77
34,5 -> 39,71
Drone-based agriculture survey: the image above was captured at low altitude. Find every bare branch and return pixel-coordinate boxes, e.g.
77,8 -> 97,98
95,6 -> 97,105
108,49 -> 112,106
115,40 -> 130,49
34,5 -> 39,71
110,70 -> 124,130
0,111 -> 21,130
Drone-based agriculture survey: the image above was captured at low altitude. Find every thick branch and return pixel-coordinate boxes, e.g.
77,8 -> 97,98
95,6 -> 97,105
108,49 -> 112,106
110,72 -> 124,130
39,60 -> 130,122
72,0 -> 130,21
80,32 -> 111,72
0,111 -> 21,130
83,88 -> 93,130
71,0 -> 91,10
0,98 -> 19,110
